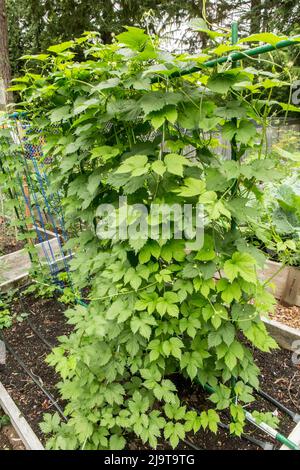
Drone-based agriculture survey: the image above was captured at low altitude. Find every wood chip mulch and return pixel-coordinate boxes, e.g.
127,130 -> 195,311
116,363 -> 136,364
269,303 -> 300,330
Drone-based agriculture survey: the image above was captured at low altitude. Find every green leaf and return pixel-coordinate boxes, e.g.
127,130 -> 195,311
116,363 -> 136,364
139,91 -> 181,116
91,145 -> 120,161
124,267 -> 142,290
116,154 -> 149,176
234,381 -> 254,403
164,106 -> 178,124
224,252 -> 257,283
152,160 -> 166,176
216,101 -> 248,119
220,161 -> 241,180
217,279 -> 241,303
73,97 -> 99,115
20,53 -> 50,62
130,313 -> 156,339
195,234 -> 215,261
184,411 -> 202,433
277,102 -> 300,113
252,410 -> 279,429
71,415 -> 93,441
224,349 -> 237,370
139,241 -> 161,263
199,409 -> 220,432
207,72 -> 238,94
190,18 -> 225,39
87,171 -> 101,195
222,120 -> 257,144
241,159 -> 280,182
109,434 -> 126,450
149,106 -> 178,129
92,78 -> 120,91
231,303 -> 256,322
242,321 -> 278,352
161,239 -> 185,263
39,413 -> 61,434
209,385 -> 231,410
116,27 -> 150,51
48,105 -> 71,123
164,153 -> 189,177
229,421 -> 244,437
207,409 -> 220,433
107,298 -> 125,320
48,40 -> 74,53
176,178 -> 206,197
169,337 -> 184,359
164,422 -> 185,449
239,33 -> 288,46
156,292 -> 179,317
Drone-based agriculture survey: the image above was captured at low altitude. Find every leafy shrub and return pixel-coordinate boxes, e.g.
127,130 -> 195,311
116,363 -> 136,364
9,27 -> 299,449
246,146 -> 300,266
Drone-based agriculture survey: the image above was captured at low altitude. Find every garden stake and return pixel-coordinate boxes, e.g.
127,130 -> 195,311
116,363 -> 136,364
182,438 -> 203,450
189,404 -> 274,450
257,389 -> 300,424
218,421 -> 274,450
202,383 -> 300,450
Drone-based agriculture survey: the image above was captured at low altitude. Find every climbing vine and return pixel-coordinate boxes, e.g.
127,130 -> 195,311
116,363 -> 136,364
7,27 -> 300,449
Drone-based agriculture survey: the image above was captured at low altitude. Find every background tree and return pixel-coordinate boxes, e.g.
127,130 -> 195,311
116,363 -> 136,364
0,0 -> 12,105
4,0 -> 300,77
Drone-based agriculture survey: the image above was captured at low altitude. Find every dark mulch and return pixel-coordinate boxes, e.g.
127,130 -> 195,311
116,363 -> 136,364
0,294 -> 299,450
0,217 -> 54,256
0,411 -> 12,451
0,295 -> 71,444
0,428 -> 12,450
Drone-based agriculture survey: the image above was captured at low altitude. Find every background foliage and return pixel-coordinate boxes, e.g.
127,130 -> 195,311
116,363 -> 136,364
5,0 -> 300,77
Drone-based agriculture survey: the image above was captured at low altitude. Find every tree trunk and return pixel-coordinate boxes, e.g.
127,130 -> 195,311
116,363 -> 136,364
250,0 -> 262,34
0,0 -> 13,106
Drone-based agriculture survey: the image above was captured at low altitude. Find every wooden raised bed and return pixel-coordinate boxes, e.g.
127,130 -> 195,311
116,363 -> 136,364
263,316 -> 300,351
259,260 -> 300,307
0,224 -> 71,292
0,236 -> 62,291
281,421 -> 300,450
0,382 -> 43,450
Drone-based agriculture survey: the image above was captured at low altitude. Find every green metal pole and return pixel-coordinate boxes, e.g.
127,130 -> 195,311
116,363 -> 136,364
204,38 -> 300,67
151,37 -> 300,83
231,22 -> 239,49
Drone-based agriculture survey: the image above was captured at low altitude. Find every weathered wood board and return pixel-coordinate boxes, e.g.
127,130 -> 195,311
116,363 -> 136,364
0,237 -> 62,291
0,382 -> 43,450
259,260 -> 300,307
263,316 -> 300,351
